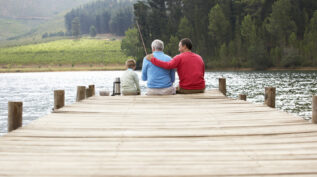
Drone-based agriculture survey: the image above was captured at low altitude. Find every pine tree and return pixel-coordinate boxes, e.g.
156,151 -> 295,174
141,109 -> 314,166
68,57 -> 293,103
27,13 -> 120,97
265,0 -> 297,46
71,17 -> 81,38
177,17 -> 192,39
208,4 -> 231,50
89,25 -> 97,37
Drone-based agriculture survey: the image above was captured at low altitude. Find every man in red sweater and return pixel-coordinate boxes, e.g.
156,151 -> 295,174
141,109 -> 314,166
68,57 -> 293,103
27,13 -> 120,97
146,38 -> 205,94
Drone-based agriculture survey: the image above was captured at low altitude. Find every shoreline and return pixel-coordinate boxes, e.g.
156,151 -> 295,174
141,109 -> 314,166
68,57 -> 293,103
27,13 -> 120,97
0,65 -> 126,73
206,67 -> 317,72
0,66 -> 317,73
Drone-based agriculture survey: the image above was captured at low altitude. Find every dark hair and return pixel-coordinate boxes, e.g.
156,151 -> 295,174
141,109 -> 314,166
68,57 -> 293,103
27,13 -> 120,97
180,38 -> 193,50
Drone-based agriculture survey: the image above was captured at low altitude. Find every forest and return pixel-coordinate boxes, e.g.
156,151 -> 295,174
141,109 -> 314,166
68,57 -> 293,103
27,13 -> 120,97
121,0 -> 317,69
64,0 -> 134,36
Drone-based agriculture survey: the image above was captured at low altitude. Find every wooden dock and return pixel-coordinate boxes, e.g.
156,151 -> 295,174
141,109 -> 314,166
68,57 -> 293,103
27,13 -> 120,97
1,90 -> 317,176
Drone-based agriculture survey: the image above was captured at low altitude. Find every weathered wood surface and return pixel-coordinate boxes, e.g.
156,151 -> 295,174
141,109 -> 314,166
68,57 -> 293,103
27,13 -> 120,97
1,90 -> 317,176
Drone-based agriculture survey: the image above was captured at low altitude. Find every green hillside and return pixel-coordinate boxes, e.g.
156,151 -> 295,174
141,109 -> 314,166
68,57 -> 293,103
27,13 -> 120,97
0,18 -> 33,40
0,38 -> 128,72
0,0 -> 93,46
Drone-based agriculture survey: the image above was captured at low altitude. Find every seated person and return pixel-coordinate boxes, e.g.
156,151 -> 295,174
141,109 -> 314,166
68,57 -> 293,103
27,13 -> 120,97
146,38 -> 205,94
121,59 -> 141,96
142,39 -> 176,95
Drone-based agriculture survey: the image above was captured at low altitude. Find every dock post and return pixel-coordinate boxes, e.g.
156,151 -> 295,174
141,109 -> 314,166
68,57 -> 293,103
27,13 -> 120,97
76,86 -> 86,102
8,102 -> 23,132
239,94 -> 247,101
86,85 -> 95,98
219,78 -> 226,96
265,87 -> 276,108
54,90 -> 65,109
89,85 -> 95,96
313,96 -> 317,124
86,88 -> 90,98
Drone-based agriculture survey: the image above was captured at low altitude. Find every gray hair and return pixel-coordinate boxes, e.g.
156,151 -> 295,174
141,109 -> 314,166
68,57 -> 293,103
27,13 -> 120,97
151,39 -> 164,51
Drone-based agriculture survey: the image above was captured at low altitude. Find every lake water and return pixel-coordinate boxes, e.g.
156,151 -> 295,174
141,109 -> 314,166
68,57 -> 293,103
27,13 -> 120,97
0,70 -> 316,136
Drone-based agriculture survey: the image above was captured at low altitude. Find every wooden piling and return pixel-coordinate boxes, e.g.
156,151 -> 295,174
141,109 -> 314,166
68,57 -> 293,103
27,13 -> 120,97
76,86 -> 86,102
265,87 -> 276,108
86,85 -> 95,98
86,88 -> 90,98
239,94 -> 247,101
8,102 -> 23,132
54,90 -> 65,110
219,78 -> 226,96
313,96 -> 317,124
89,85 -> 95,96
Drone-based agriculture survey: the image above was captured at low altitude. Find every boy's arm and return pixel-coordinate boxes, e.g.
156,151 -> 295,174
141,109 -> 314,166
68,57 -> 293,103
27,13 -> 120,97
133,72 -> 141,94
141,57 -> 148,81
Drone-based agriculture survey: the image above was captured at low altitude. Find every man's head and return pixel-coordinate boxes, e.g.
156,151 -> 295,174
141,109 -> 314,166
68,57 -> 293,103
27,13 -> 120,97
179,38 -> 193,53
151,39 -> 164,52
125,59 -> 136,70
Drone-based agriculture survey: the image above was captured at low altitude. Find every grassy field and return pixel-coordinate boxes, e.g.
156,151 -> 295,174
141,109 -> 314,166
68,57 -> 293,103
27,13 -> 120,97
0,38 -> 129,72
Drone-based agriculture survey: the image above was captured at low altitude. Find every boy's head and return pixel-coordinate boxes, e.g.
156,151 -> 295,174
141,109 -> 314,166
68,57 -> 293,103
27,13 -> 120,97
126,59 -> 136,69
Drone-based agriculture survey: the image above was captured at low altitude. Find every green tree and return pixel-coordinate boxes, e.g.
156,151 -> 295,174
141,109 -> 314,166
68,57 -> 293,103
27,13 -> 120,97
177,17 -> 192,39
248,41 -> 269,70
166,35 -> 180,57
265,0 -> 297,46
121,28 -> 144,68
241,15 -> 257,45
89,25 -> 97,37
71,17 -> 81,38
303,11 -> 317,66
208,4 -> 231,48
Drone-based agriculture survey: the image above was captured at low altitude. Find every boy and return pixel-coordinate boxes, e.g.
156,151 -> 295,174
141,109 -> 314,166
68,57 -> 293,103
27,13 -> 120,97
121,59 -> 141,95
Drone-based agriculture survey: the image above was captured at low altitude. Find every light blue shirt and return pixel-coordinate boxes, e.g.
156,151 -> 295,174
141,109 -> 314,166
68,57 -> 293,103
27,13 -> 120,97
142,51 -> 175,88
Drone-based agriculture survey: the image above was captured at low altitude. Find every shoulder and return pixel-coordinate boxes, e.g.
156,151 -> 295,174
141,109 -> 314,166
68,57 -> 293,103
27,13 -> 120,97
173,54 -> 182,60
143,57 -> 149,63
163,54 -> 172,60
192,52 -> 203,60
132,70 -> 138,76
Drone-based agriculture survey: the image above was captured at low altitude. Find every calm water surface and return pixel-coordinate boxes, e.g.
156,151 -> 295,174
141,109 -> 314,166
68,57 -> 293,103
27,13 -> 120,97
0,71 -> 316,135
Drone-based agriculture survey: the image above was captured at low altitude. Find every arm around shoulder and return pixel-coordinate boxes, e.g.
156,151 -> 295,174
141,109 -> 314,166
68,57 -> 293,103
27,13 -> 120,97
151,55 -> 181,70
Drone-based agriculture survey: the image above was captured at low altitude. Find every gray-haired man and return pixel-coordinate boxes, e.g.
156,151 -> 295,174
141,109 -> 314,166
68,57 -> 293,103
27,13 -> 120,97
141,39 -> 176,95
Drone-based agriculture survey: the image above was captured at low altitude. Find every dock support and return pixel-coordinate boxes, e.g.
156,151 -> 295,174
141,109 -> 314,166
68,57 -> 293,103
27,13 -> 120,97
86,88 -> 90,98
54,90 -> 65,110
265,87 -> 276,108
313,96 -> 317,124
239,94 -> 247,101
76,86 -> 86,102
86,85 -> 95,98
8,102 -> 23,132
89,85 -> 95,96
219,78 -> 226,96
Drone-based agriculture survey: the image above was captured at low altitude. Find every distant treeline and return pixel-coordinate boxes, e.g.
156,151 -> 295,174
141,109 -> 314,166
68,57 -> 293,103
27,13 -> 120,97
122,0 -> 317,69
64,0 -> 134,36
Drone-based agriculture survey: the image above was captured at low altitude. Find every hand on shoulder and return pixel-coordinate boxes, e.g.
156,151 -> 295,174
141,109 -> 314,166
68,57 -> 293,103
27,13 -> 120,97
145,54 -> 153,61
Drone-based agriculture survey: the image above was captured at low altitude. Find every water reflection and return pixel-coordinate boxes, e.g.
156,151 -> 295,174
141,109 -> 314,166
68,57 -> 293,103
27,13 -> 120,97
0,70 -> 316,135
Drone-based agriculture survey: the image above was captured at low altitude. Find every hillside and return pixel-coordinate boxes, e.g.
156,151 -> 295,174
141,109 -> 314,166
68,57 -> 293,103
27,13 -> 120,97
0,0 -> 93,45
0,0 -> 92,18
0,38 -> 128,72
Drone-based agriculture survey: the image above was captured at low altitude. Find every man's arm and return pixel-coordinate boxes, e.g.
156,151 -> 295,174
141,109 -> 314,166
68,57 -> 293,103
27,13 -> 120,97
141,57 -> 148,81
146,54 -> 181,70
170,69 -> 175,83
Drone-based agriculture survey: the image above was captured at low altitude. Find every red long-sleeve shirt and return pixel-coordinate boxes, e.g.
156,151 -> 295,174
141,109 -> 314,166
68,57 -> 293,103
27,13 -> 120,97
151,51 -> 205,90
